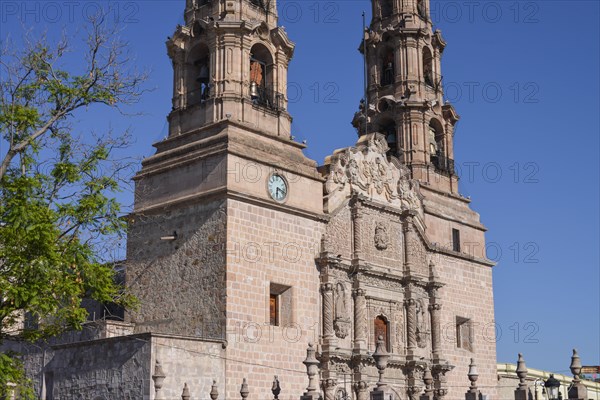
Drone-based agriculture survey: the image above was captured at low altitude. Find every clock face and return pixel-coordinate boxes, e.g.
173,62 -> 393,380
268,174 -> 288,202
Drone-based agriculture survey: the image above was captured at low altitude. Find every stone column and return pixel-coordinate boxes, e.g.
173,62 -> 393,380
352,207 -> 364,261
405,298 -> 417,352
321,283 -> 335,343
353,288 -> 367,352
404,219 -> 418,275
429,303 -> 442,360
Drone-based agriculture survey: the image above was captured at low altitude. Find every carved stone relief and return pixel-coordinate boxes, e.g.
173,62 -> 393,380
374,222 -> 390,250
324,134 -> 423,212
334,283 -> 351,339
415,298 -> 430,349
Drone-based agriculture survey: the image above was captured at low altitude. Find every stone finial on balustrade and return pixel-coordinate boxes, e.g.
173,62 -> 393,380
300,343 -> 321,400
182,383 -> 190,400
514,353 -> 530,400
420,366 -> 434,400
568,349 -> 588,400
465,358 -> 481,400
240,378 -> 249,400
272,375 -> 281,400
152,360 -> 166,400
370,336 -> 395,400
210,380 -> 219,400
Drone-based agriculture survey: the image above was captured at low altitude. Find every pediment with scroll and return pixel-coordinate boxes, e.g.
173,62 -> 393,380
323,133 -> 424,214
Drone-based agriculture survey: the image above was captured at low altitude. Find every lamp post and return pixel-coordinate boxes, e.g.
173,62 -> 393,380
544,374 -> 561,400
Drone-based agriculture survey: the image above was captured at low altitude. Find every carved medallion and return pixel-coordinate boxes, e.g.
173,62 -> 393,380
374,222 -> 390,250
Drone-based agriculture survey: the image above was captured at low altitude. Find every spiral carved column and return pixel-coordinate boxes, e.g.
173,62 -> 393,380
321,283 -> 335,341
405,298 -> 417,352
352,207 -> 363,260
353,288 -> 367,352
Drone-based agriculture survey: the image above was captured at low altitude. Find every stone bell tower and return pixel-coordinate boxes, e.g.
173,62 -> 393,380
353,0 -> 460,194
168,0 -> 294,138
127,0 -> 324,398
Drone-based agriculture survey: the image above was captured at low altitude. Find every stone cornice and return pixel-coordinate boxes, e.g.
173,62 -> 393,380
227,190 -> 328,222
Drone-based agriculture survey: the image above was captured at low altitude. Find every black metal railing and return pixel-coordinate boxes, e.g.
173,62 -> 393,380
251,85 -> 285,112
431,154 -> 455,175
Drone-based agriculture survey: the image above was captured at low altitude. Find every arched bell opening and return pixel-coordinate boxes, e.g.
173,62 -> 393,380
381,0 -> 393,19
423,47 -> 435,88
429,119 -> 452,173
380,46 -> 395,87
250,43 -> 278,109
186,43 -> 210,106
378,117 -> 398,158
417,0 -> 428,19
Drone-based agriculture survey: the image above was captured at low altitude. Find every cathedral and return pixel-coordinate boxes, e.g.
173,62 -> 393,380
5,0 -> 498,399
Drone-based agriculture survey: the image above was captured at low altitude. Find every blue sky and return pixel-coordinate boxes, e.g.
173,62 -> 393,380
2,0 -> 599,374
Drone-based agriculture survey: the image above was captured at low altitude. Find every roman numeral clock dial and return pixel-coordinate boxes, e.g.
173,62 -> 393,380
267,173 -> 288,202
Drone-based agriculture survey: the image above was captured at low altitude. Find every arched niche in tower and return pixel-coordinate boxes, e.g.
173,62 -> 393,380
186,42 -> 210,106
428,118 -> 446,166
377,117 -> 398,157
417,0 -> 427,19
380,0 -> 393,19
250,43 -> 275,106
374,315 -> 390,351
423,46 -> 434,88
380,44 -> 395,87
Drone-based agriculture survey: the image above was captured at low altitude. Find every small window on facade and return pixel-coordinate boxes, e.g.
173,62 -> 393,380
269,283 -> 292,326
374,316 -> 389,351
452,228 -> 461,252
456,317 -> 473,352
269,294 -> 279,326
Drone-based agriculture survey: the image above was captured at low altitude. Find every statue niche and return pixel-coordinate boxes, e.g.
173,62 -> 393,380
416,298 -> 430,348
333,283 -> 351,339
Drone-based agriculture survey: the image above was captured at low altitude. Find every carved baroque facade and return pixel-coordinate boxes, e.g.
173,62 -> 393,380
4,0 -> 498,399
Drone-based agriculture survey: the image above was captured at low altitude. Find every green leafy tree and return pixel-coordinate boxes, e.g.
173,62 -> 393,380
0,16 -> 144,395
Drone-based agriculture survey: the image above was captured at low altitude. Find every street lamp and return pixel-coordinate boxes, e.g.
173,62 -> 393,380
544,374 -> 561,400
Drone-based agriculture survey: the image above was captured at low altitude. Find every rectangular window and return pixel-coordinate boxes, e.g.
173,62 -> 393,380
269,294 -> 279,326
452,228 -> 461,252
456,317 -> 473,352
269,283 -> 292,327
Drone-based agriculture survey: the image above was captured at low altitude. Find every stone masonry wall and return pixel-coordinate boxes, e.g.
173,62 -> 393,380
225,198 -> 325,399
46,334 -> 152,399
126,199 -> 227,339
